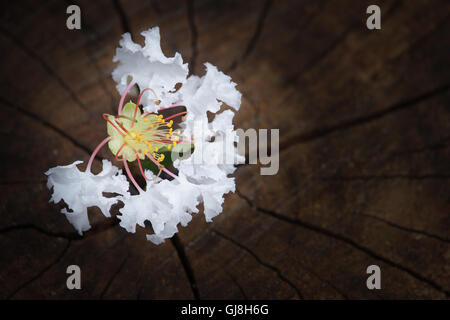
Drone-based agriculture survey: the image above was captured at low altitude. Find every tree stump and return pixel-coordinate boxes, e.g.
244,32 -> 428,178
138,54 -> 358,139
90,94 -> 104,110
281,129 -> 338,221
0,0 -> 448,299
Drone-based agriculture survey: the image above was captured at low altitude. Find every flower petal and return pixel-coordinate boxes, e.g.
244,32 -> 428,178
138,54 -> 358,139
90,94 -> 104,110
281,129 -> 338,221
45,160 -> 130,234
112,27 -> 188,110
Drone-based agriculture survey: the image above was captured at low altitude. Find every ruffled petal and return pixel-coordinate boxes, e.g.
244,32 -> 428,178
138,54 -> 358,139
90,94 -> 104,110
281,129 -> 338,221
112,27 -> 188,110
45,160 -> 130,234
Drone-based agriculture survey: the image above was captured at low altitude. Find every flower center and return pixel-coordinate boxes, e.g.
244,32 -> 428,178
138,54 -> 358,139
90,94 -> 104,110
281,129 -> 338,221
105,102 -> 187,164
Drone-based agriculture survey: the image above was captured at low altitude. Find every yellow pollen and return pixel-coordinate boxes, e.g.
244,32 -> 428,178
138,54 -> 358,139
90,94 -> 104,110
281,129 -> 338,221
154,147 -> 158,152
157,154 -> 165,162
173,141 -> 177,146
168,144 -> 172,150
167,120 -> 173,128
143,118 -> 149,122
145,141 -> 153,152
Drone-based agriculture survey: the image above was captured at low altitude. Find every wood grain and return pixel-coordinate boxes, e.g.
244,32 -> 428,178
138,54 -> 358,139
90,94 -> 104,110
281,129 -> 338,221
0,0 -> 448,299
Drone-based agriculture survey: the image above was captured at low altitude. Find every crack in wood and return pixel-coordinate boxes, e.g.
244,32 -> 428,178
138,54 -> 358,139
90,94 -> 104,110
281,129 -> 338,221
0,180 -> 46,185
66,0 -> 118,114
227,0 -> 273,72
186,0 -> 198,75
212,229 -> 304,299
226,271 -> 248,300
0,25 -> 87,112
100,253 -> 129,299
356,212 -> 449,244
318,174 -> 450,181
235,190 -> 449,297
284,24 -> 355,85
279,84 -> 450,153
112,0 -> 131,34
170,234 -> 200,299
0,96 -> 101,161
0,218 -> 121,242
7,239 -> 71,299
296,261 -> 349,299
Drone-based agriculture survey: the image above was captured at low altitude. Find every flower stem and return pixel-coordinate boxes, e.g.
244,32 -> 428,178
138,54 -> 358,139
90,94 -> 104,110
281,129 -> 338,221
87,136 -> 111,172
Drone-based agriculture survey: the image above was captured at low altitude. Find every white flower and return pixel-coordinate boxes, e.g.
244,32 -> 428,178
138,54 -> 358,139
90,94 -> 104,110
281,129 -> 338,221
45,160 -> 129,234
46,26 -> 243,244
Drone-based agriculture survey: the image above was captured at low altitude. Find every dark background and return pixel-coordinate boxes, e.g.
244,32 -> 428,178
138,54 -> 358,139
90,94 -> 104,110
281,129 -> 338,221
0,0 -> 448,299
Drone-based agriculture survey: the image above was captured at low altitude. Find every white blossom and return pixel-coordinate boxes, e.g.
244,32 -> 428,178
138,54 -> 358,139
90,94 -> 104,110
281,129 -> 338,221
46,27 -> 244,244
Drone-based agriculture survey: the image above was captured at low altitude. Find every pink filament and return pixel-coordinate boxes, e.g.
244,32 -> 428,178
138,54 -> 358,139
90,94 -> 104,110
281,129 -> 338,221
86,136 -> 111,172
133,150 -> 151,181
158,103 -> 182,111
134,88 -> 158,121
115,142 -> 127,161
123,157 -> 144,193
118,81 -> 136,115
142,104 -> 183,118
146,154 -> 178,179
103,113 -> 126,136
164,111 -> 187,121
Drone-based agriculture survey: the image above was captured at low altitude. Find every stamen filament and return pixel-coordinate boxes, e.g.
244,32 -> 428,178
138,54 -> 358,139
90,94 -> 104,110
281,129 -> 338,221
115,120 -> 130,135
157,103 -> 182,111
133,88 -> 158,126
133,149 -> 151,181
146,154 -> 178,179
115,142 -> 127,161
86,136 -> 112,172
118,81 -> 136,115
103,114 -> 126,136
123,157 -> 144,193
116,115 -> 137,122
164,111 -> 187,121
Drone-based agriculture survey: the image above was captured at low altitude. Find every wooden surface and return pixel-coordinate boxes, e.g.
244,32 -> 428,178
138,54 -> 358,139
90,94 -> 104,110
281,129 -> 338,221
0,0 -> 449,299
